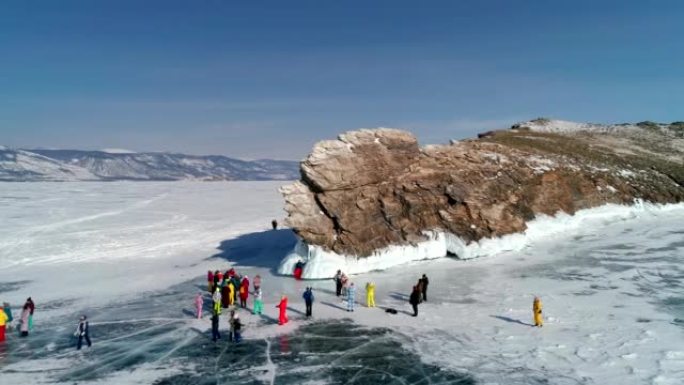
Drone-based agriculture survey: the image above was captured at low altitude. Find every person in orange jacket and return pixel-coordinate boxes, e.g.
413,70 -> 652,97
276,295 -> 288,325
533,296 -> 543,327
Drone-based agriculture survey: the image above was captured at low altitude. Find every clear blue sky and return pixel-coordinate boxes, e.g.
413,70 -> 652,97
1,0 -> 683,159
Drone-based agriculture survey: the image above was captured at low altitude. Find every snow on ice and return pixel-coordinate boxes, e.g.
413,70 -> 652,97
0,182 -> 683,385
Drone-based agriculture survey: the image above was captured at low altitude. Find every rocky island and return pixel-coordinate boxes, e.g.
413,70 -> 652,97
279,119 -> 684,278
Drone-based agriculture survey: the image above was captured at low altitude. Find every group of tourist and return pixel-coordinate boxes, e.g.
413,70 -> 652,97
0,264 -> 541,352
204,268 -> 265,343
0,297 -> 95,350
0,297 -> 35,342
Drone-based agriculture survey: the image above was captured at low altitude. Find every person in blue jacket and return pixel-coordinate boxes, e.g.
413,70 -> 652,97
346,283 -> 356,312
302,287 -> 314,317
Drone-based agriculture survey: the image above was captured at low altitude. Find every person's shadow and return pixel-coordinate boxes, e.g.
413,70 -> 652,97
490,315 -> 534,327
389,292 -> 409,301
321,301 -> 348,311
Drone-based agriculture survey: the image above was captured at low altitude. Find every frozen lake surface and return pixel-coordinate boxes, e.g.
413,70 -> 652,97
0,182 -> 683,384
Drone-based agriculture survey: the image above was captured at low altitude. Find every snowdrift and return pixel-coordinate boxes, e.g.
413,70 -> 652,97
278,200 -> 684,279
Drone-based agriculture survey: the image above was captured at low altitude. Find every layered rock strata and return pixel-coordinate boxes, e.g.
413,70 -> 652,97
282,121 -> 684,259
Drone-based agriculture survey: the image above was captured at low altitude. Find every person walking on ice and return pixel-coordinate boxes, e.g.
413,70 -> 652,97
409,286 -> 420,317
533,296 -> 543,327
194,292 -> 204,319
346,282 -> 356,312
302,287 -> 314,317
420,274 -> 429,302
365,282 -> 376,308
74,315 -> 92,350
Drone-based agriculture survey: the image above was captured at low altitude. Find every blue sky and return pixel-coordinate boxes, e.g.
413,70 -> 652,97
1,0 -> 683,159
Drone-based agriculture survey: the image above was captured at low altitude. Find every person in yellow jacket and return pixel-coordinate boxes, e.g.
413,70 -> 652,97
228,282 -> 235,307
533,296 -> 543,327
212,288 -> 222,316
365,282 -> 376,308
0,307 -> 8,342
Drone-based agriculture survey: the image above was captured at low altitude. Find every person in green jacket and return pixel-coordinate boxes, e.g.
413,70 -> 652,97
253,287 -> 264,315
2,302 -> 12,325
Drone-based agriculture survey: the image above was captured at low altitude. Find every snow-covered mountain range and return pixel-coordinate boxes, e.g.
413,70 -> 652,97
0,146 -> 300,181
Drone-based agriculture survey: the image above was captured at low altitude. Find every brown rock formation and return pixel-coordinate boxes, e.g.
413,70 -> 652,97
282,122 -> 684,257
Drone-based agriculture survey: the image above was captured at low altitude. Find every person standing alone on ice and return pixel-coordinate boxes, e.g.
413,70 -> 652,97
74,315 -> 92,350
420,274 -> 429,302
334,270 -> 343,297
365,282 -> 376,307
302,287 -> 314,317
277,295 -> 289,325
409,286 -> 420,317
533,297 -> 543,327
194,292 -> 204,319
346,283 -> 356,312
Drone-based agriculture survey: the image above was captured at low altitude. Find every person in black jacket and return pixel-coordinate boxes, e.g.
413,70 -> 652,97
74,315 -> 92,350
334,270 -> 343,297
233,313 -> 243,343
409,286 -> 421,317
420,274 -> 429,302
211,311 -> 221,342
302,287 -> 314,317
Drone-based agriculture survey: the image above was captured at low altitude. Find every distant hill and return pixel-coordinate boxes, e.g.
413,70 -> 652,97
0,147 -> 300,181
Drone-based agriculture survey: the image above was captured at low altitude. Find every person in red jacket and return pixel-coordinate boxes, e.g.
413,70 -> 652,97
293,261 -> 304,280
276,295 -> 288,325
239,276 -> 250,308
207,271 -> 214,292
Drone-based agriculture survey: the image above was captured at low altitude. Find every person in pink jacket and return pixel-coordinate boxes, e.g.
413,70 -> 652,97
194,292 -> 204,319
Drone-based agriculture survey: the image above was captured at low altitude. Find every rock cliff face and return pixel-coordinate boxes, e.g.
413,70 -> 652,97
282,120 -> 684,258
